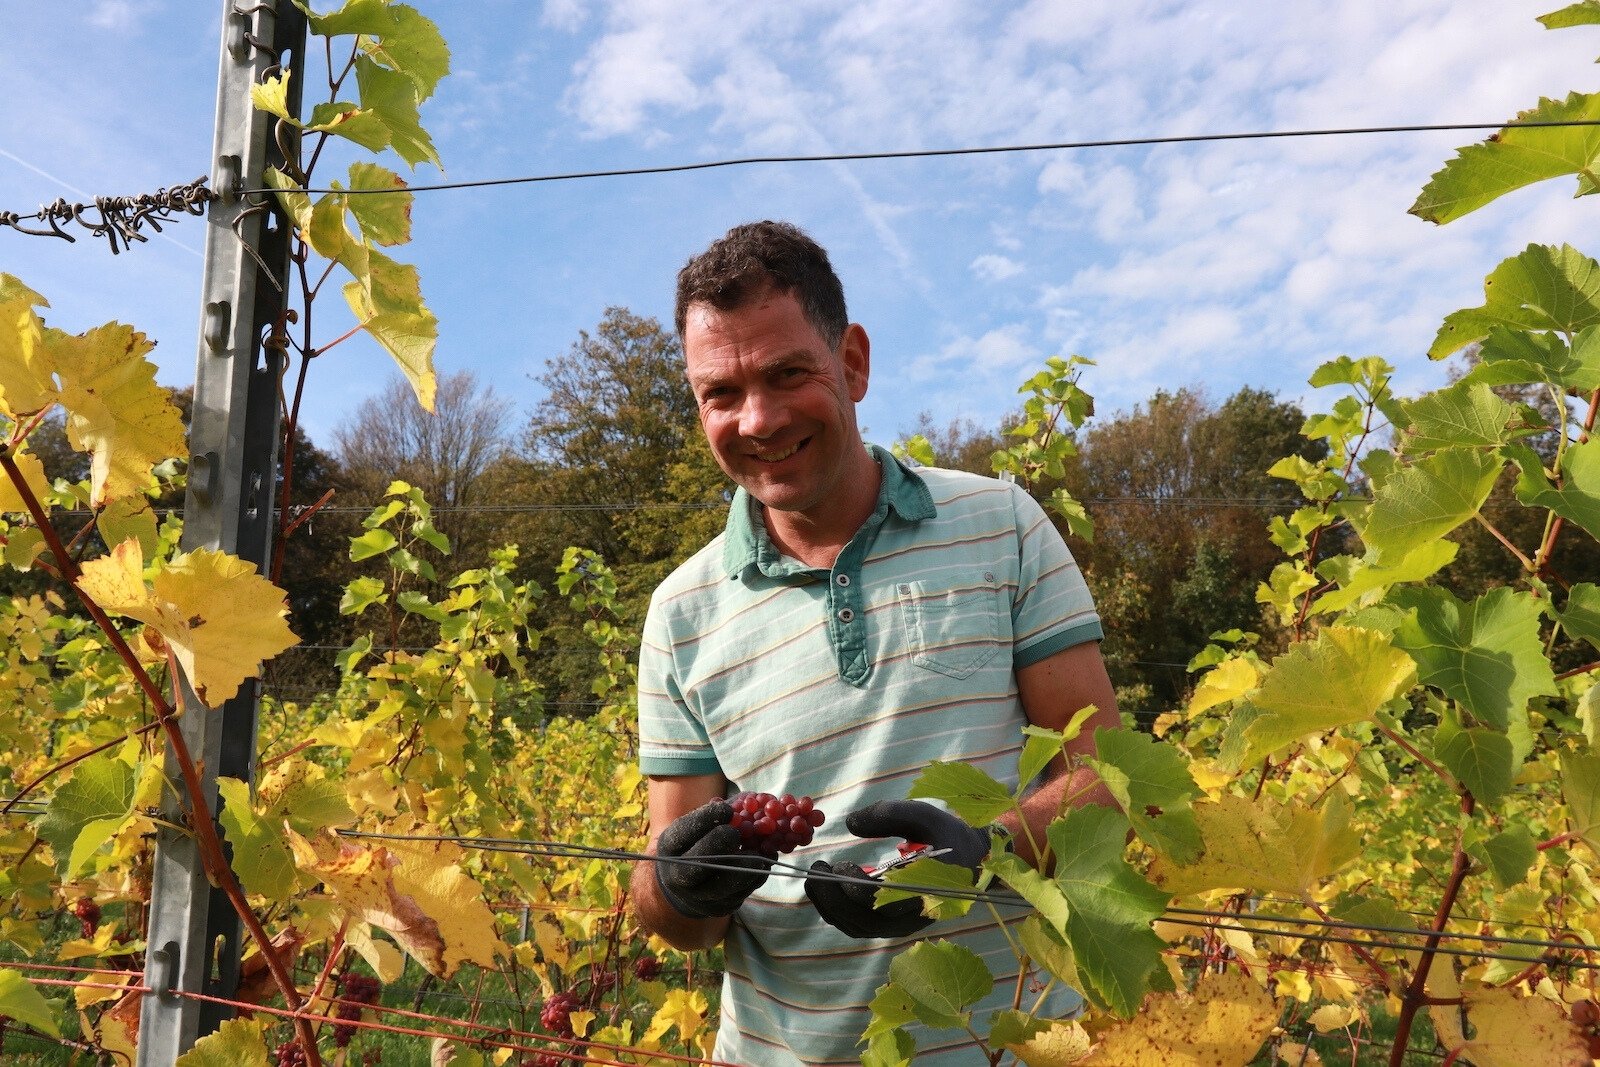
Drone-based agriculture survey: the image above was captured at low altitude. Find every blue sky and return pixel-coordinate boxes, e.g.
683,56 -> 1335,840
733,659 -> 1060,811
3,1 -> 1599,451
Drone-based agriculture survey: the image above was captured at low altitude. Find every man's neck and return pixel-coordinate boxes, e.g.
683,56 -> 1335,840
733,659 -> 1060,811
761,450 -> 883,569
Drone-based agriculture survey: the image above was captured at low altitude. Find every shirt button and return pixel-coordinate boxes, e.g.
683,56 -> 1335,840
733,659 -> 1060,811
836,574 -> 851,587
984,572 -> 996,583
837,607 -> 855,623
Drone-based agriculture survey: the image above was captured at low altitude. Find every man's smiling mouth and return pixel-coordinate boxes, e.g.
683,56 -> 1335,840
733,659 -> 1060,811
753,439 -> 807,463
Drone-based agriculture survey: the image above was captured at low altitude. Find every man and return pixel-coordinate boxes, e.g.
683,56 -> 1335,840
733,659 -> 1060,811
632,221 -> 1120,1065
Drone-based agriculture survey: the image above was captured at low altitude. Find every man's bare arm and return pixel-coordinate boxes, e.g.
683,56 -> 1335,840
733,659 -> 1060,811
998,641 -> 1122,867
631,773 -> 734,951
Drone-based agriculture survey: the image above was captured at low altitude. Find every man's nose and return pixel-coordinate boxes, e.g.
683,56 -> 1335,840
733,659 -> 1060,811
739,389 -> 789,438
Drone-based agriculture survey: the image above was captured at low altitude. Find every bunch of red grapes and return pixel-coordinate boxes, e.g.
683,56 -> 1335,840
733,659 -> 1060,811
273,1041 -> 308,1067
541,990 -> 581,1037
334,973 -> 381,1047
728,792 -> 826,857
70,898 -> 101,938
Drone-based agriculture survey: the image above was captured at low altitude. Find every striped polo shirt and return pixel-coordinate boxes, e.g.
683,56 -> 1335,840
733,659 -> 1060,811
638,445 -> 1102,1066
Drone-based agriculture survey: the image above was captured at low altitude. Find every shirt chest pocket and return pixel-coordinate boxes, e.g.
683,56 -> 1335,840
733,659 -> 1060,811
896,579 -> 1009,679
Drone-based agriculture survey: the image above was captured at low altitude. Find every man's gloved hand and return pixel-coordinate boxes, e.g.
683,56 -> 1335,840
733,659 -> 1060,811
804,799 -> 991,939
654,800 -> 773,920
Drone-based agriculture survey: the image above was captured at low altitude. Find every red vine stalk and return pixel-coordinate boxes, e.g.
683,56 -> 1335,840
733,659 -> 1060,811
1387,794 -> 1475,1067
0,452 -> 323,1065
1302,898 -> 1396,993
1377,725 -> 1450,782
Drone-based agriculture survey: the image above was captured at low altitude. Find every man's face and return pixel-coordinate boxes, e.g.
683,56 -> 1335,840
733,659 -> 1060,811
683,287 -> 870,521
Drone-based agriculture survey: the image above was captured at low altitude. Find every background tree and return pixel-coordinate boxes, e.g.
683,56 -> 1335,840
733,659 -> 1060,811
514,307 -> 706,707
334,369 -> 513,570
1068,386 -> 1326,717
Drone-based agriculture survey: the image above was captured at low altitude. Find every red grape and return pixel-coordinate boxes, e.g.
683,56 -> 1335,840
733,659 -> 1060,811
541,991 -> 580,1037
334,973 -> 381,1048
727,791 -> 825,856
633,954 -> 661,980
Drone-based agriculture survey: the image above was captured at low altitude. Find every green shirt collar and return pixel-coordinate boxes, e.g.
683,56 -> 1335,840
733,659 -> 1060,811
721,443 -> 936,579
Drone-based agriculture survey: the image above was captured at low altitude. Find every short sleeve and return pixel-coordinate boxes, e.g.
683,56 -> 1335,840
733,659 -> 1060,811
637,594 -> 724,777
1007,484 -> 1102,667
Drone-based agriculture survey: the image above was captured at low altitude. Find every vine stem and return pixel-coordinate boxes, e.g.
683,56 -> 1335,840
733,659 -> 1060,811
1472,513 -> 1534,573
1377,725 -> 1449,782
0,452 -> 323,1065
1387,793 -> 1475,1067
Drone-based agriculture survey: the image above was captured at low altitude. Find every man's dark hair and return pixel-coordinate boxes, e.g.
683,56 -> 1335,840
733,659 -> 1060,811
674,221 -> 848,349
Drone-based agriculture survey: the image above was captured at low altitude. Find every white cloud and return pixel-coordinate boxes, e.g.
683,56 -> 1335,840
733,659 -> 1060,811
971,254 -> 1025,282
542,0 -> 589,31
87,0 -> 157,31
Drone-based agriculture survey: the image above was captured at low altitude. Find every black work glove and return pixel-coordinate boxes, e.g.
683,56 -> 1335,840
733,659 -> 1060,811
653,800 -> 773,920
804,799 -> 991,939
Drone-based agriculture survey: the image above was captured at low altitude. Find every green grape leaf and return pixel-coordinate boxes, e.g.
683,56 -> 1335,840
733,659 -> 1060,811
1309,354 -> 1393,389
1411,94 -> 1600,224
1152,792 -> 1359,897
175,1018 -> 270,1067
397,590 -> 451,622
1580,685 -> 1600,747
988,1009 -> 1053,1050
1562,749 -> 1600,856
298,0 -> 391,36
875,857 -> 976,921
988,852 -> 1071,935
1509,437 -> 1600,541
1540,2 -> 1600,29
340,575 -> 387,614
342,249 -> 438,412
349,527 -> 398,561
1359,448 -> 1501,562
272,777 -> 354,834
307,194 -> 368,277
1392,586 -> 1558,730
861,1027 -> 916,1067
1242,626 -> 1416,763
863,981 -> 919,1041
1017,724 -> 1067,791
0,967 -> 60,1037
343,161 -> 413,246
1399,383 -> 1515,451
908,762 -> 1014,825
1557,583 -> 1600,653
1018,914 -> 1081,990
885,940 -> 992,1030
216,777 -> 295,902
1088,728 -> 1202,863
1311,540 -> 1459,614
360,4 -> 450,102
1466,825 -> 1537,891
893,433 -> 936,467
1050,805 -> 1172,1017
355,55 -> 441,170
1430,244 -> 1600,360
305,101 -> 392,152
36,751 -> 138,877
1461,325 -> 1600,392
1435,715 -> 1515,807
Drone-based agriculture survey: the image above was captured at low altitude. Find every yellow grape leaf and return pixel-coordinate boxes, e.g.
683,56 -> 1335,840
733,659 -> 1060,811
1007,1020 -> 1092,1066
75,971 -> 132,1009
96,493 -> 160,558
1081,970 -> 1277,1066
51,322 -> 185,506
1440,987 -> 1589,1067
1242,626 -> 1416,764
533,915 -> 569,969
76,540 -> 298,706
1151,793 -> 1359,897
346,923 -> 407,983
648,988 -> 708,1044
0,447 -> 49,515
1273,969 -> 1312,1002
569,1010 -> 595,1039
342,249 -> 437,411
1561,749 -> 1600,856
294,832 -> 502,977
1308,1003 -> 1360,1032
1276,1042 -> 1324,1066
1189,656 -> 1259,716
174,1017 -> 270,1066
0,279 -> 56,415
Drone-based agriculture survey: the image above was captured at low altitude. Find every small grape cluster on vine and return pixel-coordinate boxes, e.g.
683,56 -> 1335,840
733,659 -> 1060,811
334,973 -> 381,1048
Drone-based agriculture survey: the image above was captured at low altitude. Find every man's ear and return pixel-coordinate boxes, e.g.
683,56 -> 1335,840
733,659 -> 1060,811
839,323 -> 870,402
